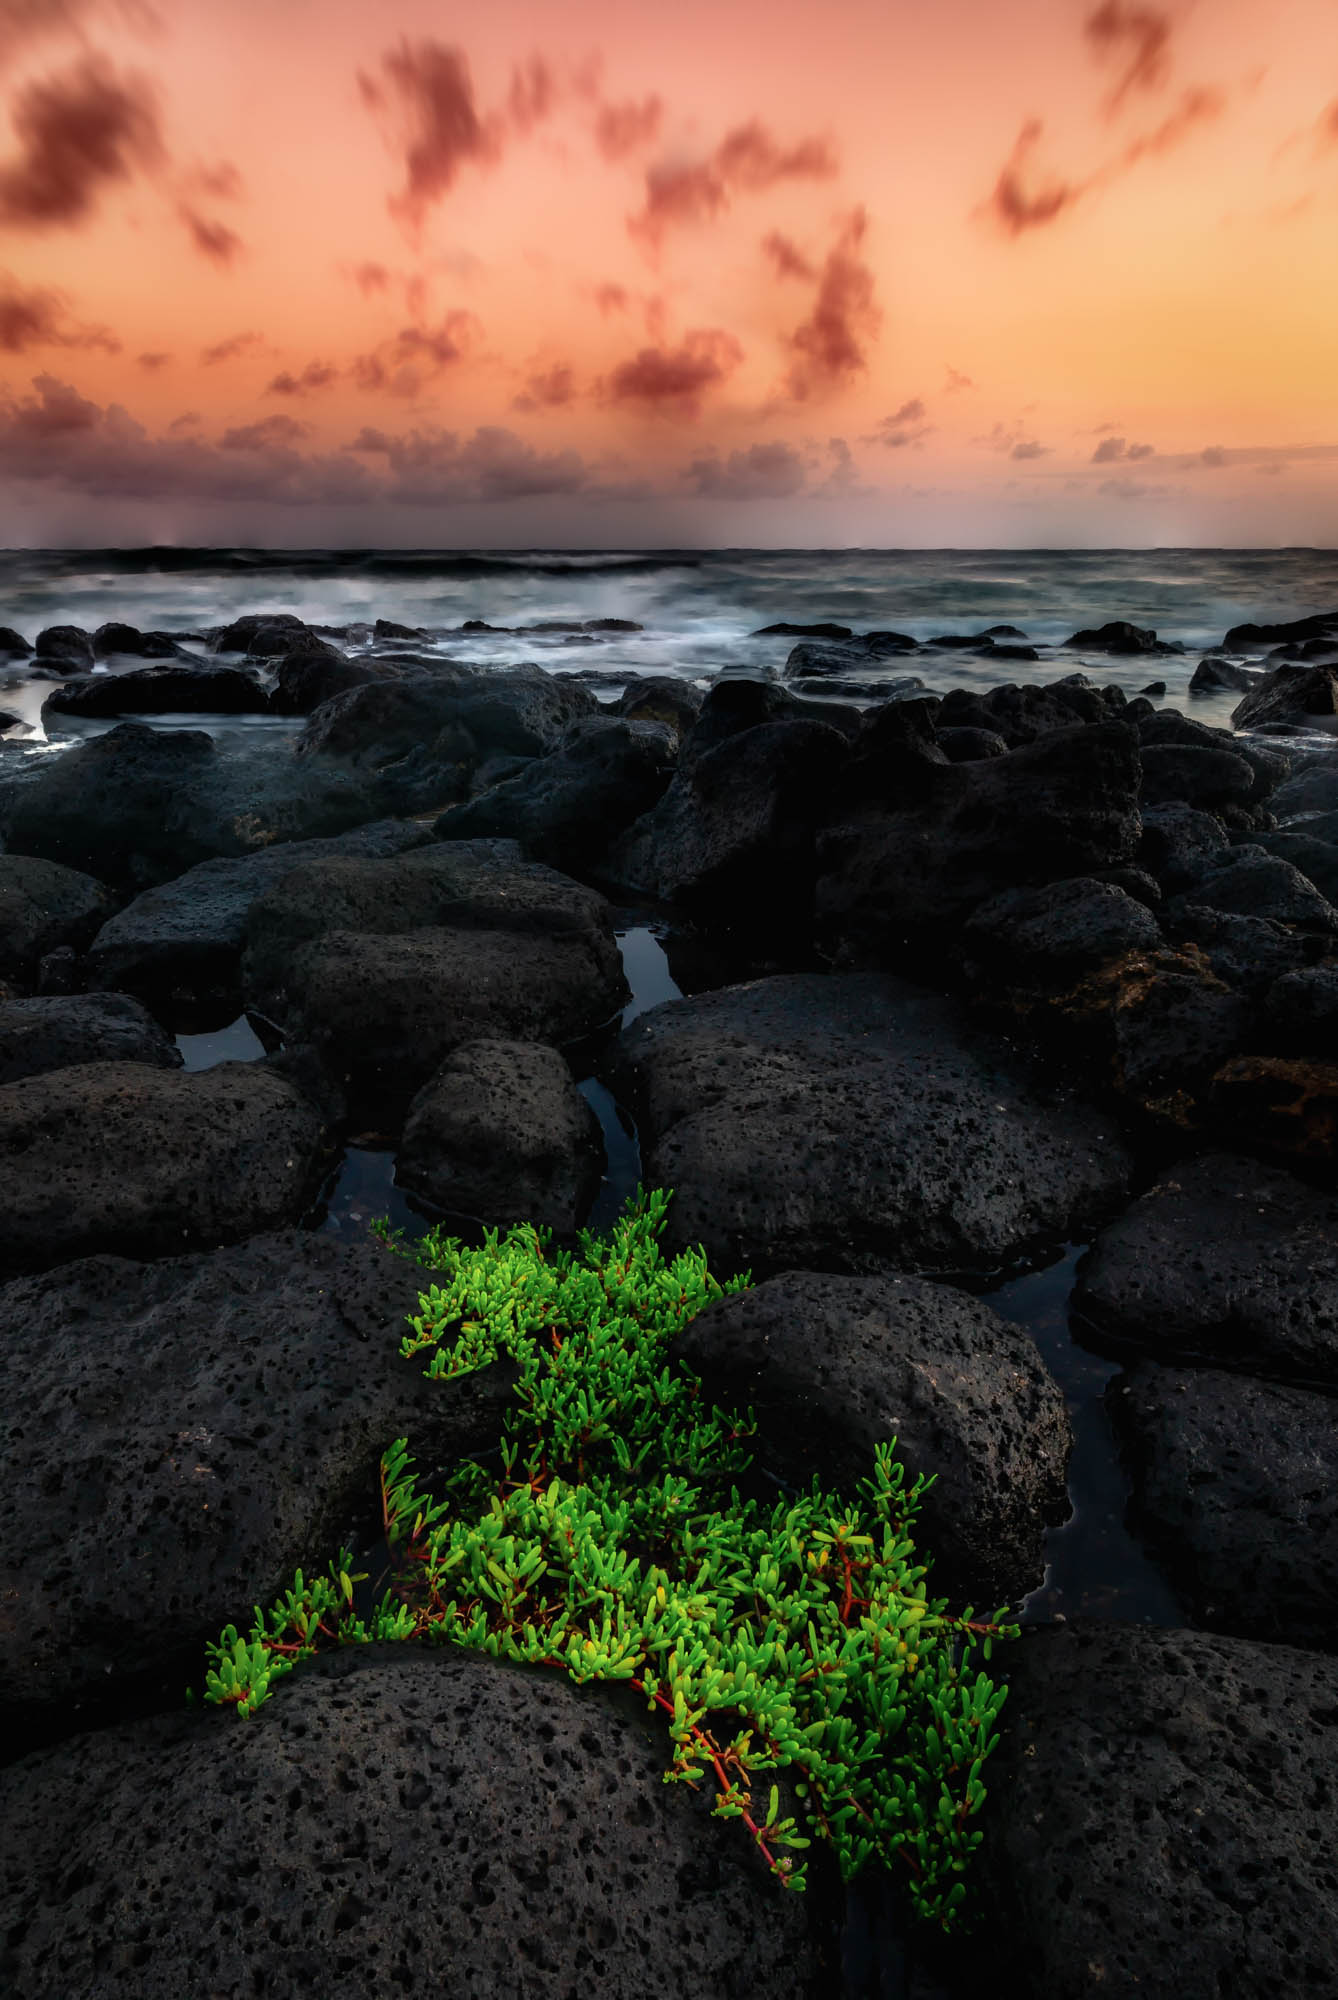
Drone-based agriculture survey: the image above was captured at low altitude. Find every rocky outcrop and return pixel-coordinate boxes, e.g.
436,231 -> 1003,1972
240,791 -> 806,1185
0,853 -> 116,984
0,992 -> 180,1084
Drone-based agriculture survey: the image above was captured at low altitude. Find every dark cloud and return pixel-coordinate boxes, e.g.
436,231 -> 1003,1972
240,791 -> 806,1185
136,349 -> 168,368
686,440 -> 807,500
166,409 -> 197,432
944,365 -> 974,392
507,56 -> 556,135
178,205 -> 243,265
1098,475 -> 1168,499
349,421 -> 589,502
1199,445 -> 1227,468
220,413 -> 309,450
1011,439 -> 1049,459
1093,435 -> 1155,462
512,362 -> 575,412
603,327 -> 743,415
1127,441 -> 1154,459
761,230 -> 815,281
0,371 -> 377,503
349,310 -> 479,396
975,420 -> 1047,458
0,53 -> 163,229
0,270 -> 118,351
266,360 -> 339,396
782,207 -> 880,400
351,260 -> 390,294
594,94 -> 661,161
200,330 -> 262,365
594,281 -> 628,314
1084,2 -> 1172,109
864,397 -> 931,448
359,41 -> 503,226
630,118 -> 838,242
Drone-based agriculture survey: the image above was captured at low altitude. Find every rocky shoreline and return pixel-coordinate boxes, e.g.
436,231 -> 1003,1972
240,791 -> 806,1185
2,606 -> 1338,1996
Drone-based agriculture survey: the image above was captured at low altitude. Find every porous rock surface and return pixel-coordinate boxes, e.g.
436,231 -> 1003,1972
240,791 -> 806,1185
0,1059 -> 334,1277
0,852 -> 117,984
1109,1363 -> 1338,1651
673,1269 -> 1073,1607
1073,1153 -> 1338,1383
0,991 -> 180,1084
613,973 -> 1132,1279
0,1647 -> 824,1998
0,1232 -> 512,1714
980,1622 -> 1338,1998
398,1038 -> 603,1232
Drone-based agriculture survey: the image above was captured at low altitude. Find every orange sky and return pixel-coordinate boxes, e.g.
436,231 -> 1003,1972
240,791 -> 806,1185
1,0 -> 1336,545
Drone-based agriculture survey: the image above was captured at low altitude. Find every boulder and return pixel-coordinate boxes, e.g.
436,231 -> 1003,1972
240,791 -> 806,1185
1111,1362 -> 1338,1650
91,622 -> 184,659
753,619 -> 854,639
937,726 -> 1009,762
1263,962 -> 1338,1054
0,721 -> 218,890
0,1648 -> 821,1997
0,626 -> 31,658
959,877 -> 1161,992
0,992 -> 180,1084
1074,1152 -> 1338,1382
1166,846 -> 1338,931
86,819 -> 429,1009
1138,743 -> 1256,809
1246,828 -> 1338,908
612,973 -> 1131,1280
1222,608 -> 1338,649
1050,947 -> 1251,1114
211,611 -> 310,655
398,1039 -> 603,1232
980,1622 -> 1338,1999
42,664 -> 270,719
0,854 -> 116,984
1270,757 -> 1338,821
33,624 -> 93,668
611,674 -> 705,738
673,1269 -> 1072,1607
299,662 -> 597,766
1232,662 -> 1338,732
1137,708 -> 1290,801
1161,902 -> 1320,995
1208,1056 -> 1338,1165
816,721 -> 1142,957
1137,801 -> 1229,893
432,716 -> 676,873
1189,655 -> 1261,694
1065,619 -> 1178,654
0,1231 -> 513,1716
0,1059 -> 334,1279
606,718 -> 850,925
267,638 -> 380,715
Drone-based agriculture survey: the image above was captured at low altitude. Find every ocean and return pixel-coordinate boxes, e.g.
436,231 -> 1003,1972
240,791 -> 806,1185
3,544 -> 1337,743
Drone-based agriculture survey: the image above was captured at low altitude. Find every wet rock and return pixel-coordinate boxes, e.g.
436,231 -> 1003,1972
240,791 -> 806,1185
0,854 -> 116,984
1232,662 -> 1338,732
374,616 -> 427,639
86,819 -> 429,1009
0,1648 -> 822,1998
0,709 -> 21,732
1137,709 -> 1290,801
1139,742 -> 1257,809
1189,655 -> 1261,694
91,622 -> 184,659
1222,608 -> 1338,649
1246,828 -> 1338,908
1055,948 -> 1252,1116
432,716 -> 676,873
935,680 -> 1122,748
959,877 -> 1161,992
1209,1056 -> 1338,1164
266,637 -> 375,714
33,624 -> 94,668
0,721 -> 218,890
43,664 -> 270,719
980,1622 -> 1338,1999
1270,757 -> 1338,820
1166,846 -> 1338,931
1074,1152 -> 1338,1381
0,1059 -> 334,1279
0,1232 -> 515,1716
816,722 -> 1142,958
611,674 -> 705,738
1065,619 -> 1179,654
1110,1364 -> 1338,1651
1161,901 -> 1320,994
754,619 -> 854,639
1263,962 -> 1338,1054
937,726 -> 1009,762
398,1038 -> 603,1232
0,992 -> 180,1084
612,972 -> 1131,1280
1136,802 -> 1228,891
0,626 -> 31,658
673,1269 -> 1072,1607
606,718 -> 850,927
211,611 -> 310,655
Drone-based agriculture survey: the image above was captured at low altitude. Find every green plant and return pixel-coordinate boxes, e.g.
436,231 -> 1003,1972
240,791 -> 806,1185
203,1188 -> 1014,1930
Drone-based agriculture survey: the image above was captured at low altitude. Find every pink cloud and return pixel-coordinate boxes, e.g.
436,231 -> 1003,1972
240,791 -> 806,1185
1084,2 -> 1172,109
0,270 -> 118,351
762,230 -> 816,281
349,420 -> 590,501
178,204 -> 243,266
266,360 -> 339,396
512,362 -> 576,411
603,327 -> 744,416
359,41 -> 503,226
200,329 -> 262,365
0,53 -> 163,229
594,94 -> 662,160
782,207 -> 880,400
630,118 -> 838,242
349,310 -> 479,395
686,439 -> 807,499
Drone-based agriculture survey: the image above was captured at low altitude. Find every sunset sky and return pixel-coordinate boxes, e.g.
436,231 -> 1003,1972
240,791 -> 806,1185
1,0 -> 1336,546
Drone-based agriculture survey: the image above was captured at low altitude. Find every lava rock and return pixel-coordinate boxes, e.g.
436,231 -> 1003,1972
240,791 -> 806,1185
433,716 -> 677,873
267,637 -> 380,715
1074,1153 -> 1338,1381
398,1038 -> 603,1232
1270,758 -> 1338,820
937,726 -> 1009,762
0,626 -> 32,658
1137,802 -> 1230,893
0,1059 -> 334,1279
959,877 -> 1161,991
1189,655 -> 1261,694
1139,743 -> 1257,809
0,992 -> 180,1084
1245,828 -> 1338,908
1111,1362 -> 1338,1650
754,619 -> 854,639
86,819 -> 429,1009
1222,608 -> 1338,649
1208,1056 -> 1338,1165
0,1232 -> 513,1715
673,1269 -> 1072,1607
1052,948 -> 1252,1113
0,853 -> 116,984
33,624 -> 94,668
612,972 -> 1131,1280
611,674 -> 706,739
42,664 -> 270,719
1161,902 -> 1320,995
211,611 -> 311,655
980,1621 -> 1338,1999
1065,619 -> 1179,654
0,721 -> 218,890
91,622 -> 184,659
1263,962 -> 1338,1054
1232,662 -> 1338,732
1166,846 -> 1338,931
0,1647 -> 822,1996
